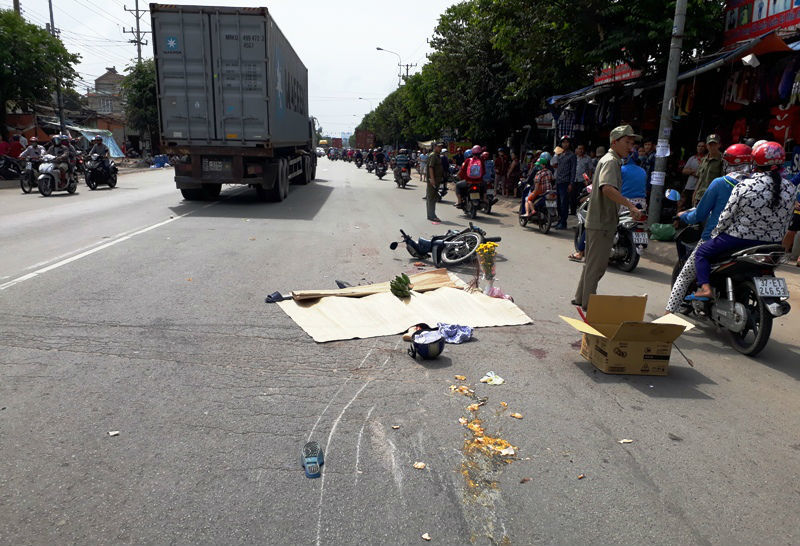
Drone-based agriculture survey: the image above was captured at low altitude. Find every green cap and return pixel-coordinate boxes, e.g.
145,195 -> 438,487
535,157 -> 548,167
609,125 -> 642,144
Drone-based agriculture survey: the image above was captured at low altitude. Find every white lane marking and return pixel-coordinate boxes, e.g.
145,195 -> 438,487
0,202 -> 217,291
354,405 -> 375,486
315,343 -> 398,546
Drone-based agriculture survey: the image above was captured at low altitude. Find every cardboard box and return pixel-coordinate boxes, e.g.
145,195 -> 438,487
560,295 -> 694,376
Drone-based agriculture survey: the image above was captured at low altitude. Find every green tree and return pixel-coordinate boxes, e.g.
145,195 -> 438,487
0,10 -> 80,139
121,59 -> 158,151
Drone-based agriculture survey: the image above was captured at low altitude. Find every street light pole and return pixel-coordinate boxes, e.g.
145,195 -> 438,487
357,97 -> 374,111
376,47 -> 402,87
647,0 -> 688,227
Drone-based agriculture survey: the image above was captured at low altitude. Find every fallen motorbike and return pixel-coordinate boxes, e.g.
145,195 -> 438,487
0,155 -> 22,180
519,189 -> 558,234
395,166 -> 411,188
574,194 -> 648,272
37,154 -> 78,196
20,158 -> 41,193
85,154 -> 118,189
375,162 -> 387,180
390,222 -> 500,267
672,225 -> 790,356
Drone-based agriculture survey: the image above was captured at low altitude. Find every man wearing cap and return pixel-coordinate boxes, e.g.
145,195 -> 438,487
572,125 -> 646,310
426,142 -> 444,222
692,134 -> 723,205
550,135 -> 577,229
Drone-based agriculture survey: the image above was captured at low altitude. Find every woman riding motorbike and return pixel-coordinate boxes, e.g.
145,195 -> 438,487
665,143 -> 753,312
691,141 -> 795,300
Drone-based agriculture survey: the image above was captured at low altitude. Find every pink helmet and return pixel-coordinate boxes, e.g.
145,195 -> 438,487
471,145 -> 481,155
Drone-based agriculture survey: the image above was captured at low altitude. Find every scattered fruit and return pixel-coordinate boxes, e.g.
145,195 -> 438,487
510,413 -> 523,419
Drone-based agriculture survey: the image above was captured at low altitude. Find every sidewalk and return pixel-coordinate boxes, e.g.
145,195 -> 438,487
0,165 -> 161,190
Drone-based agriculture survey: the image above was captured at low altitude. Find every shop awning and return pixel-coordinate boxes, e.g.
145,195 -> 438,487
547,31 -> 793,107
39,117 -> 124,157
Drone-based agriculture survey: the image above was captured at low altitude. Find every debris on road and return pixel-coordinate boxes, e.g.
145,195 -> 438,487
421,532 -> 432,541
107,430 -> 120,437
413,462 -> 426,469
618,439 -> 634,444
458,417 -> 468,425
454,375 -> 466,381
668,433 -> 684,442
520,477 -> 531,484
389,273 -> 412,299
437,323 -> 473,344
301,441 -> 324,479
391,425 -> 400,430
479,371 -> 504,385
510,413 -> 523,419
578,474 -> 586,480
450,385 -> 474,396
499,402 -> 508,408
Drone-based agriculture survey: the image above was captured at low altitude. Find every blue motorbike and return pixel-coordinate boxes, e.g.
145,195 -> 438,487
390,222 -> 500,267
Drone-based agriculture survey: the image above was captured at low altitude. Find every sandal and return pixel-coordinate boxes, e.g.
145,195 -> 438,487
568,253 -> 583,262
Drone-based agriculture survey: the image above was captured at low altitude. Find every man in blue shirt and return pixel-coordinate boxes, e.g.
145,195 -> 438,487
665,143 -> 753,313
620,155 -> 647,211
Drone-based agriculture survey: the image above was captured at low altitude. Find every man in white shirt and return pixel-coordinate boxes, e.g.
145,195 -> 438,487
681,140 -> 706,208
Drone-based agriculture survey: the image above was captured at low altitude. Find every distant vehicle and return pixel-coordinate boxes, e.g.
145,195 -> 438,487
151,4 -> 317,202
315,147 -> 325,157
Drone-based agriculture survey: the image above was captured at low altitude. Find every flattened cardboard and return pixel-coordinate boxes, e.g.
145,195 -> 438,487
560,295 -> 691,376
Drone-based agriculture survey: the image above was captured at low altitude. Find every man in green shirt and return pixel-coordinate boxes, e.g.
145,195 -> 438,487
692,134 -> 723,205
572,125 -> 645,310
426,142 -> 444,222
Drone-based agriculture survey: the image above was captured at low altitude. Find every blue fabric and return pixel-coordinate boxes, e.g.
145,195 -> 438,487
683,175 -> 738,240
556,183 -> 569,227
437,323 -> 473,344
621,163 -> 647,199
577,229 -> 586,252
483,159 -> 495,182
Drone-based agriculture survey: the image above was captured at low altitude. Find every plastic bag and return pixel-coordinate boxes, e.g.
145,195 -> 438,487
649,223 -> 676,241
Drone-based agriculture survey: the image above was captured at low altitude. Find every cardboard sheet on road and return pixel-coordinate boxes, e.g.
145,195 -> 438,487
278,286 -> 533,343
290,268 -> 458,300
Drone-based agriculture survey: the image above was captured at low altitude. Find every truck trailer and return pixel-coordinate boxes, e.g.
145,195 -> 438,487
150,4 -> 316,201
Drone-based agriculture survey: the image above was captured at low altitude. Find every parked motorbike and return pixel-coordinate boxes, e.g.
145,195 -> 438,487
672,222 -> 790,355
85,154 -> 118,190
574,195 -> 648,272
37,154 -> 78,196
20,158 -> 41,193
375,162 -> 387,180
390,222 -> 501,267
519,189 -> 558,233
462,181 -> 495,219
395,166 -> 411,188
0,155 -> 22,180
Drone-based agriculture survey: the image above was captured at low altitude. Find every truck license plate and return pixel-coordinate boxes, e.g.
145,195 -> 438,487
755,277 -> 789,298
633,231 -> 649,245
469,192 -> 480,200
206,160 -> 224,171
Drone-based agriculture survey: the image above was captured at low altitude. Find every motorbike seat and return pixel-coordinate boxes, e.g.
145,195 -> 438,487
731,244 -> 785,257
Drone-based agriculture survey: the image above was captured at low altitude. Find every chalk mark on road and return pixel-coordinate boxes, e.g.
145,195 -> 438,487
354,405 -> 375,486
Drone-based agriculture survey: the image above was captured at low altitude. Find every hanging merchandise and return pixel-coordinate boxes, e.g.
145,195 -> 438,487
767,104 -> 799,143
557,109 -> 576,139
778,56 -> 800,102
731,117 -> 748,144
791,69 -> 800,106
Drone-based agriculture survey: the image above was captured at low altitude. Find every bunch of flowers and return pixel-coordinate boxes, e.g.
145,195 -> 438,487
476,241 -> 498,281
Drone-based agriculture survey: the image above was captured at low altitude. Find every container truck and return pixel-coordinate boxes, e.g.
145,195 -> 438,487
150,4 -> 316,201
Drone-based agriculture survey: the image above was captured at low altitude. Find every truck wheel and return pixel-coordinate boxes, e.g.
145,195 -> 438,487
310,161 -> 317,181
299,157 -> 311,185
201,183 -> 221,200
268,159 -> 287,202
181,188 -> 204,200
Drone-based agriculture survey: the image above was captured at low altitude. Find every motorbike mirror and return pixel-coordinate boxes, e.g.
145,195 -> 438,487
665,189 -> 681,202
389,242 -> 399,250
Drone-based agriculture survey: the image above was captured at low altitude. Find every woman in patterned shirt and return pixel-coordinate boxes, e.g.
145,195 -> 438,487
693,142 -> 796,299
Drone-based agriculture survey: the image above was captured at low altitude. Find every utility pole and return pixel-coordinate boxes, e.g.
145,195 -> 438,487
400,63 -> 417,82
124,0 -> 151,64
647,0 -> 688,227
47,0 -> 66,135
13,0 -> 20,15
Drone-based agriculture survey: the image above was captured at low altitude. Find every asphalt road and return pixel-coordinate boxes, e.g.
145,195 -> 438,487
1,161 -> 799,545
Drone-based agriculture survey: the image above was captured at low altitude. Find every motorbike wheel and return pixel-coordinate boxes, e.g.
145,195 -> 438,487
519,214 -> 529,227
538,210 -> 551,234
107,172 -> 117,188
616,235 -> 640,272
67,179 -> 78,194
38,177 -> 52,196
439,231 -> 483,266
728,281 -> 773,356
20,173 -> 33,193
86,173 -> 97,190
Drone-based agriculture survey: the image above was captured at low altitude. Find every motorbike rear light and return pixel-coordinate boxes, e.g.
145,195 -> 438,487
470,185 -> 478,191
402,168 -> 407,172
546,194 -> 557,200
